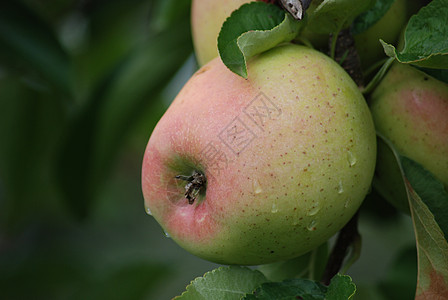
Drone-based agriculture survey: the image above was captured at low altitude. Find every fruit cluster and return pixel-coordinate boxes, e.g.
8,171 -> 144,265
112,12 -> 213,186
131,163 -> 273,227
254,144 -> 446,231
142,0 -> 448,266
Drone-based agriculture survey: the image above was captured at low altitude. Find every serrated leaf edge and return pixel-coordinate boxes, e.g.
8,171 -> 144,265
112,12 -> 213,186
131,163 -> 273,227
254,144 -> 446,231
174,266 -> 265,299
335,274 -> 357,299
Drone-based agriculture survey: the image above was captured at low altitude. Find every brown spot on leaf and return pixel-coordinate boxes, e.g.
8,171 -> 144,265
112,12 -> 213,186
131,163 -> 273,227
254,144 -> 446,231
415,270 -> 448,300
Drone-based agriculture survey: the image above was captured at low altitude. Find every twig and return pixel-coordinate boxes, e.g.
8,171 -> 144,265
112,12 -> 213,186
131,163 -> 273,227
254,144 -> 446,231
321,212 -> 360,285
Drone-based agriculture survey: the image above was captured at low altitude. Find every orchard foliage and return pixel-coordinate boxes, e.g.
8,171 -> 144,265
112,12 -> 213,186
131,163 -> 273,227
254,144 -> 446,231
0,0 -> 447,299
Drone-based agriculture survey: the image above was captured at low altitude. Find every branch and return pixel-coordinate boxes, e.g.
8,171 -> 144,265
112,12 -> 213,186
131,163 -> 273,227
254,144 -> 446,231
321,211 -> 360,285
330,29 -> 364,87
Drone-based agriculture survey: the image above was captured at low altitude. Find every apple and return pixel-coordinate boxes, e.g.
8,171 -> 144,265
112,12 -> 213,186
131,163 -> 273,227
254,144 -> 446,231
142,44 -> 376,265
370,63 -> 448,212
191,0 -> 249,66
191,0 -> 326,66
192,0 -> 414,69
353,0 -> 409,70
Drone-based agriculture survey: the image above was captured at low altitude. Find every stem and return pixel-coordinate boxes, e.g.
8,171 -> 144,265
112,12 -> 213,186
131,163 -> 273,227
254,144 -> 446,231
330,25 -> 343,60
363,57 -> 389,78
321,212 -> 360,285
362,57 -> 394,95
294,36 -> 314,49
340,234 -> 362,275
308,247 -> 318,280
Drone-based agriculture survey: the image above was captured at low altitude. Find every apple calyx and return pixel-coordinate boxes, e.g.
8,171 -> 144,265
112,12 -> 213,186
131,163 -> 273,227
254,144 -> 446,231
175,171 -> 206,205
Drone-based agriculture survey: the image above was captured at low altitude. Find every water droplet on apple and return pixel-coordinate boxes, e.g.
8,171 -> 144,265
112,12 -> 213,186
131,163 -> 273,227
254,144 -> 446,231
337,180 -> 344,194
164,231 -> 171,238
253,180 -> 263,194
307,220 -> 317,231
145,207 -> 152,216
347,150 -> 357,167
344,198 -> 351,208
308,203 -> 320,216
271,202 -> 279,213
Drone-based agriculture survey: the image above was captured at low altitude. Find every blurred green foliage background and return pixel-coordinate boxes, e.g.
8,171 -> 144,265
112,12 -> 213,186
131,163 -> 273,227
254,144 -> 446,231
0,0 -> 418,299
0,0 -> 221,298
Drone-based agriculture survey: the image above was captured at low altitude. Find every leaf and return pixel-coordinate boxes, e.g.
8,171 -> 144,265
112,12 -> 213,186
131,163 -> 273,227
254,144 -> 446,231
406,181 -> 448,299
380,0 -> 448,68
351,0 -> 395,35
55,19 -> 192,218
0,1 -> 72,96
243,274 -> 355,300
175,266 -> 268,300
217,2 -> 302,78
326,274 -> 357,300
306,0 -> 374,35
377,134 -> 448,299
243,278 -> 327,300
400,157 -> 448,239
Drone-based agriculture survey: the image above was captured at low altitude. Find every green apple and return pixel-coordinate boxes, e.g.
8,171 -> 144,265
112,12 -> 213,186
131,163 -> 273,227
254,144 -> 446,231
192,0 -> 414,69
191,0 -> 328,66
142,44 -> 376,265
191,0 -> 249,66
353,0 -> 409,70
370,63 -> 448,212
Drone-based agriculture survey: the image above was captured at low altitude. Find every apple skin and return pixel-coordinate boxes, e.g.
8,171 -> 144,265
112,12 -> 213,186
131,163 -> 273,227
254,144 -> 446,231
142,44 -> 376,265
353,0 -> 408,70
191,0 -> 249,66
370,63 -> 448,212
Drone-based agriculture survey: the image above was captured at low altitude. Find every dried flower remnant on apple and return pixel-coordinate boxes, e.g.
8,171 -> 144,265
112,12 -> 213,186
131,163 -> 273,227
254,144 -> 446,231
175,171 -> 206,205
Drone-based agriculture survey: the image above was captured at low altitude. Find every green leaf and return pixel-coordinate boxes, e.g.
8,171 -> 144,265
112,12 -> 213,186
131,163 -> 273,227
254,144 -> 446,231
243,278 -> 327,300
56,20 -> 192,218
380,0 -> 448,68
244,275 -> 356,300
351,0 -> 395,35
400,157 -> 448,240
378,134 -> 448,298
326,274 -> 357,300
405,179 -> 448,298
306,0 -> 374,35
175,266 -> 268,300
0,1 -> 72,96
217,2 -> 302,78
